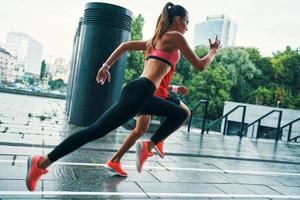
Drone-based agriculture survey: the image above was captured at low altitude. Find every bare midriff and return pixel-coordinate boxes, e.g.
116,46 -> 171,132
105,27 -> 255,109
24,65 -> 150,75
140,59 -> 171,89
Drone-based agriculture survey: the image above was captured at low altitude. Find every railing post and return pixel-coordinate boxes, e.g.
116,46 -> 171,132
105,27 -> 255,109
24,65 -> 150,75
275,110 -> 283,142
223,116 -> 228,135
201,100 -> 208,134
187,110 -> 193,132
256,120 -> 261,139
287,124 -> 293,141
240,106 -> 246,138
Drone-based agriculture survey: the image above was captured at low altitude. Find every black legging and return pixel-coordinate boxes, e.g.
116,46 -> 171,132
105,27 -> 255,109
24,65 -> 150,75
48,77 -> 188,162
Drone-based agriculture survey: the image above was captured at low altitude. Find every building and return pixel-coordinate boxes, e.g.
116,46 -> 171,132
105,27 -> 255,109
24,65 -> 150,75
5,32 -> 43,77
0,46 -> 18,83
193,15 -> 237,48
47,57 -> 70,83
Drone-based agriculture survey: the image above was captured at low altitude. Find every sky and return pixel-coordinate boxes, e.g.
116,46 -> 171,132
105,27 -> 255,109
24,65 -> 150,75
0,0 -> 299,62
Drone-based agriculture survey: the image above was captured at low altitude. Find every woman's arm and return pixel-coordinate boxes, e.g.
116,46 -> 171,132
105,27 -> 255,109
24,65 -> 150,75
104,40 -> 147,66
96,40 -> 147,85
172,32 -> 220,71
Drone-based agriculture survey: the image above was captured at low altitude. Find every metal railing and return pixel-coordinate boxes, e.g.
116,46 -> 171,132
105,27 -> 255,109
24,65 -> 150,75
286,117 -> 300,142
187,99 -> 208,134
206,105 -> 246,138
244,110 -> 282,142
261,117 -> 300,142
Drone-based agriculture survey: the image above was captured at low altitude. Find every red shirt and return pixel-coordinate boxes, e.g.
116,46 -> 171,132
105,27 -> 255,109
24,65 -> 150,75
154,68 -> 175,98
146,49 -> 180,98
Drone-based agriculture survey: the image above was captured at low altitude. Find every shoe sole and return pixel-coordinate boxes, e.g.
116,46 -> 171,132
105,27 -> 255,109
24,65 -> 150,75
105,164 -> 128,177
136,141 -> 142,173
153,146 -> 164,159
26,156 -> 32,191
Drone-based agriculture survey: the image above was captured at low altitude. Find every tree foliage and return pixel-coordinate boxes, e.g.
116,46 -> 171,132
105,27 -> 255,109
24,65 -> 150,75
49,78 -> 65,90
124,14 -> 145,83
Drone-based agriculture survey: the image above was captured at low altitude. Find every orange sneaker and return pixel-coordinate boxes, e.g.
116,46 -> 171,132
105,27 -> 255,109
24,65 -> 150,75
26,156 -> 48,191
154,141 -> 165,158
136,141 -> 153,173
106,160 -> 128,177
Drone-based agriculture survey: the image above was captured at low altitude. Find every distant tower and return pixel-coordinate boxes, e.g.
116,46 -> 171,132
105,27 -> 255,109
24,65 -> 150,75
193,15 -> 237,48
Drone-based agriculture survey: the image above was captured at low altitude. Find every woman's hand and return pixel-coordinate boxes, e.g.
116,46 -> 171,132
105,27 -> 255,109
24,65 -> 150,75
96,63 -> 111,85
209,35 -> 221,51
177,85 -> 189,96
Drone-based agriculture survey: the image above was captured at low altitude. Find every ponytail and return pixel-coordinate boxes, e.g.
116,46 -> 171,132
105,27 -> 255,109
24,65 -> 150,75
146,2 -> 174,54
146,2 -> 187,54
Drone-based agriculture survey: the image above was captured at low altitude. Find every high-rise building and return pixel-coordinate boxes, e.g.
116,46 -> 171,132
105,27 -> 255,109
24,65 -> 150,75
5,32 -> 43,76
193,15 -> 237,48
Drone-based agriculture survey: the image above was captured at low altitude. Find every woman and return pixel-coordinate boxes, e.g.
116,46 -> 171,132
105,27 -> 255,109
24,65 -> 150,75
26,2 -> 220,191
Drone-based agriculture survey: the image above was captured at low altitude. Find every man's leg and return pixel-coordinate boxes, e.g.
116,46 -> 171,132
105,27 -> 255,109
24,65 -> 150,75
110,115 -> 151,162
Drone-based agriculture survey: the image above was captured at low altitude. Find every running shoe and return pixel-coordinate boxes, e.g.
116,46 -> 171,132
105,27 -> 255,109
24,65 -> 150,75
154,141 -> 165,158
106,160 -> 128,177
26,156 -> 48,191
136,140 -> 153,173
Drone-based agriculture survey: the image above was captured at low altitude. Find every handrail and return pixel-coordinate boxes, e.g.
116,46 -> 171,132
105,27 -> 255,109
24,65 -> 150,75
244,110 -> 282,141
290,135 -> 300,142
262,117 -> 300,142
191,99 -> 208,111
187,99 -> 208,134
206,105 -> 246,137
246,110 -> 278,127
287,117 -> 300,142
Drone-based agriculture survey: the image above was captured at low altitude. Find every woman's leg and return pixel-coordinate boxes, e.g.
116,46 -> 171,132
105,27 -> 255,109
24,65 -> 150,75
110,115 -> 151,163
39,78 -> 156,168
141,96 -> 189,146
46,96 -> 145,165
153,99 -> 191,158
178,100 -> 191,126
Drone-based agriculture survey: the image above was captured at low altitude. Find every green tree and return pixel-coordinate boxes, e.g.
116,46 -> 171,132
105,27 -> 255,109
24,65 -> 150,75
250,86 -> 273,105
124,14 -> 145,83
252,57 -> 273,88
49,79 -> 64,90
186,64 -> 234,119
176,56 -> 192,84
280,49 -> 300,95
217,48 -> 258,102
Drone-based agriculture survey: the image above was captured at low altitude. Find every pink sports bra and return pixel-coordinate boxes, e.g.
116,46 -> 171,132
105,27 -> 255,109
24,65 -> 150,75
146,49 -> 180,69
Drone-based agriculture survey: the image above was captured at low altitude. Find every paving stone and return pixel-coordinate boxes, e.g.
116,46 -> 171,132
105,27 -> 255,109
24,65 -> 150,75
213,183 -> 256,194
243,184 -> 282,195
137,182 -> 225,194
269,185 -> 300,195
222,174 -> 284,186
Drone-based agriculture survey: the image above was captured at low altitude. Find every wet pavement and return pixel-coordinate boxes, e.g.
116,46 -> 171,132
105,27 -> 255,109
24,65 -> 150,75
0,92 -> 300,199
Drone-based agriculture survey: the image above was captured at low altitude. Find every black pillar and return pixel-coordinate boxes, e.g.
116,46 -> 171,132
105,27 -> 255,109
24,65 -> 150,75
69,3 -> 132,126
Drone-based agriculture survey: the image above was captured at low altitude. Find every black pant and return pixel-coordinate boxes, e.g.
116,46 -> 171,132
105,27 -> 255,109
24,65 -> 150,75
48,77 -> 188,162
